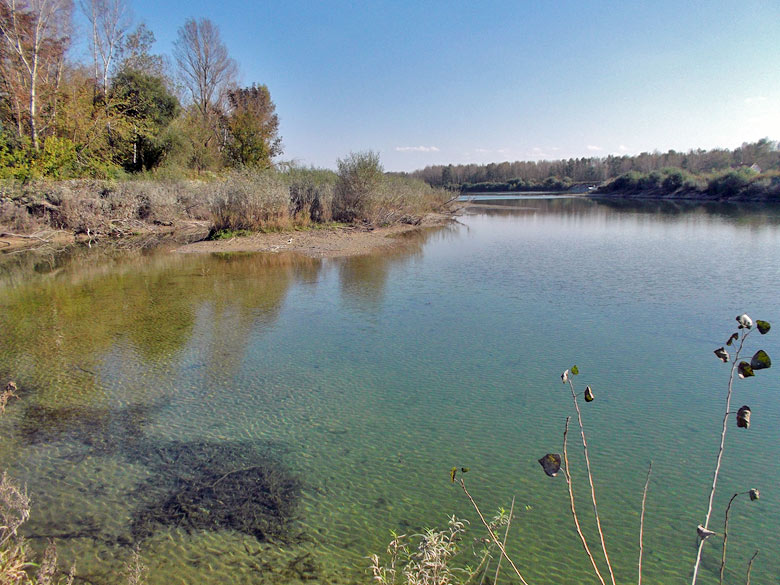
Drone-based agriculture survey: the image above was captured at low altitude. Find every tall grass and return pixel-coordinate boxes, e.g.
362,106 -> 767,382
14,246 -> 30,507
0,161 -> 448,239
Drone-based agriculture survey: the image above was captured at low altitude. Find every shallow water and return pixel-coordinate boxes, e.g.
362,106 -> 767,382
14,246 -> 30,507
0,196 -> 779,585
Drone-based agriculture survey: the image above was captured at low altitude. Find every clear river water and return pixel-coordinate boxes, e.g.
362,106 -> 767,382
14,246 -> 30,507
0,195 -> 778,585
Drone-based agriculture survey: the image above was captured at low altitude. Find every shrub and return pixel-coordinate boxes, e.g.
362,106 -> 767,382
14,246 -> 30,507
605,171 -> 643,192
209,170 -> 290,232
332,151 -> 384,222
284,167 -> 336,224
707,168 -> 756,198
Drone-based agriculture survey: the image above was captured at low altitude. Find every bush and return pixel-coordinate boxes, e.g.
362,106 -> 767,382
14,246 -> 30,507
707,168 -> 756,198
209,170 -> 290,232
332,151 -> 384,222
605,171 -> 643,192
284,167 -> 336,224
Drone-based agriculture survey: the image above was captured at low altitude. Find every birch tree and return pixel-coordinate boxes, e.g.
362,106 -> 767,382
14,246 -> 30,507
79,0 -> 130,96
0,0 -> 72,150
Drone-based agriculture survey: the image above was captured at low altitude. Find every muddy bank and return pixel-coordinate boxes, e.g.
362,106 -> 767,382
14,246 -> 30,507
176,213 -> 455,258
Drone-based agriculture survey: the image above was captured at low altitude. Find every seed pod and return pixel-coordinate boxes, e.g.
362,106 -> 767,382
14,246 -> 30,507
561,370 -> 569,384
584,386 -> 594,402
738,362 -> 754,379
538,453 -> 562,477
749,488 -> 760,501
697,525 -> 716,540
750,350 -> 771,371
736,405 -> 751,429
713,347 -> 729,363
736,314 -> 753,329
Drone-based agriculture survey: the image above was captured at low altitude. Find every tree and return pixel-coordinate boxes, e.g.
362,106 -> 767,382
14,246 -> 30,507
118,22 -> 164,79
225,83 -> 281,168
79,0 -> 130,97
173,17 -> 236,120
109,67 -> 179,171
0,0 -> 73,150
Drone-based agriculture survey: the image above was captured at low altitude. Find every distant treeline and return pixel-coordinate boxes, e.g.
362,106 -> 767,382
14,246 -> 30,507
410,139 -> 780,196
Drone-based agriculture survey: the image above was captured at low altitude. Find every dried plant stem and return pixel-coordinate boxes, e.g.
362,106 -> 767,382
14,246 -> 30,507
563,417 -> 607,585
493,495 -> 515,585
691,331 -> 748,585
720,491 -> 750,585
567,379 -> 617,585
638,461 -> 653,585
458,479 -> 530,585
745,550 -> 758,585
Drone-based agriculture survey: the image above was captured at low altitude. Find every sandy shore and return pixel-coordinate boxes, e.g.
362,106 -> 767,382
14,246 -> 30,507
0,213 -> 458,258
176,213 -> 455,258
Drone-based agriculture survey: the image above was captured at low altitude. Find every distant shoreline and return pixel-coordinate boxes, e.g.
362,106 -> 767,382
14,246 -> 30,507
461,189 -> 778,203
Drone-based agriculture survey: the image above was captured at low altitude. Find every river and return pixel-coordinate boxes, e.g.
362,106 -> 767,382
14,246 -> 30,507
0,195 -> 778,584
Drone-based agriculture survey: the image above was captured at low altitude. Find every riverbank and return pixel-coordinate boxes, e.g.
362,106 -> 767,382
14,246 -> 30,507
589,189 -> 779,202
0,211 -> 459,260
177,213 -> 455,258
0,166 -> 455,257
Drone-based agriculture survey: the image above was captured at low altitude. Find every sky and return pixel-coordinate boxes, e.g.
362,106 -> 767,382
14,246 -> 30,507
75,0 -> 780,172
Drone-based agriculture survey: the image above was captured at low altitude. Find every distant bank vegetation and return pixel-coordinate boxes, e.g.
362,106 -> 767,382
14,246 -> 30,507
0,154 -> 448,239
410,139 -> 780,200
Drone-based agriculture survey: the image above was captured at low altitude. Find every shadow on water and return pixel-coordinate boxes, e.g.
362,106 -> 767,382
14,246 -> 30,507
17,398 -> 302,549
19,401 -> 158,454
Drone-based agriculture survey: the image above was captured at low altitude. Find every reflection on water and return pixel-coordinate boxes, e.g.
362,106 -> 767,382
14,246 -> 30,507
468,193 -> 780,225
0,205 -> 778,585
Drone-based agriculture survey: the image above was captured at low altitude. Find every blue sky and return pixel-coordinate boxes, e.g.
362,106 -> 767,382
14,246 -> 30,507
77,0 -> 780,171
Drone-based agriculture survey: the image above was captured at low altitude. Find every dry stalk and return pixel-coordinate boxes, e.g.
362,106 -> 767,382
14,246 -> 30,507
638,461 -> 653,585
492,495 -> 515,585
563,416 -> 606,585
458,478 -> 530,585
691,330 -> 749,585
745,550 -> 758,585
720,490 -> 756,585
566,379 -> 617,585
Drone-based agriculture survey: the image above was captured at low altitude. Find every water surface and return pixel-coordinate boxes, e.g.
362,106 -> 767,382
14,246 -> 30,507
0,196 -> 778,585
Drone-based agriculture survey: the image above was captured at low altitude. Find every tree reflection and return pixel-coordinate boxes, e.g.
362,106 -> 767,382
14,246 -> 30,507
0,248 -> 322,410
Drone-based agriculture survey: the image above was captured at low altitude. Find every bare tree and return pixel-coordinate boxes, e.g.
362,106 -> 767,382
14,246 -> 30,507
0,0 -> 72,149
118,22 -> 163,77
173,17 -> 236,119
79,0 -> 130,96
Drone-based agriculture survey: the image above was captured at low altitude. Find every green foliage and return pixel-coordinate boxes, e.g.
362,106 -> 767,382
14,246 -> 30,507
225,84 -> 282,169
707,168 -> 757,198
36,137 -> 78,179
209,228 -> 253,240
110,69 -> 181,172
